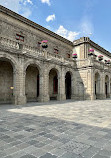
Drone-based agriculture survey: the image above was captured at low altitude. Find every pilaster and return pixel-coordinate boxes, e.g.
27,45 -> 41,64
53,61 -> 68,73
58,67 -> 66,101
13,58 -> 26,105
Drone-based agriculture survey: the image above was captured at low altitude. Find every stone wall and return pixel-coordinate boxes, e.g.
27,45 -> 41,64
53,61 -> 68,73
0,11 -> 73,59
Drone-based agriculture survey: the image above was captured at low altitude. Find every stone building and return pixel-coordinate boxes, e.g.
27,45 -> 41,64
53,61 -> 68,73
0,5 -> 111,105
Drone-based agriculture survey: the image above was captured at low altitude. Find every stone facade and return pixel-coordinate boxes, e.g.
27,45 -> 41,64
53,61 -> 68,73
0,5 -> 111,105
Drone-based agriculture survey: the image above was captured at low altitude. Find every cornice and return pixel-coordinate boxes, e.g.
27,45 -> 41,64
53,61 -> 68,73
89,40 -> 111,58
73,37 -> 111,58
0,5 -> 73,46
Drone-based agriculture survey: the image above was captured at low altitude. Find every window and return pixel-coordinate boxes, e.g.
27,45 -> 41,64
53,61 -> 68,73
37,42 -> 41,49
16,34 -> 24,41
67,53 -> 70,58
54,48 -> 59,54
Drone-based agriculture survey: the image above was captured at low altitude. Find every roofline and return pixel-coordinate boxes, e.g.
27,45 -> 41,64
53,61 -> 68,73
0,5 -> 73,46
73,37 -> 111,58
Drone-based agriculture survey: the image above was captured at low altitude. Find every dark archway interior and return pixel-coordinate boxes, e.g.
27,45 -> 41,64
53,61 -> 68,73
49,69 -> 58,100
65,72 -> 71,99
105,82 -> 108,97
37,74 -> 39,97
25,65 -> 39,102
105,76 -> 109,98
95,81 -> 97,95
0,60 -> 13,104
53,76 -> 58,94
95,73 -> 100,99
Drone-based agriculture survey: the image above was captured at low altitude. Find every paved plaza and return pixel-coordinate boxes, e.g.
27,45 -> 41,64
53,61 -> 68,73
0,100 -> 111,158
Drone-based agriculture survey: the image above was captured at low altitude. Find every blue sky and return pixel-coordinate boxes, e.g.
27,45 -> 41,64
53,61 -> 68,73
0,0 -> 111,52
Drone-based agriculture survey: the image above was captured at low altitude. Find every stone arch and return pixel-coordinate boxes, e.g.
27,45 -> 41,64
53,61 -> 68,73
94,72 -> 100,99
64,69 -> 75,85
0,53 -> 18,71
47,64 -> 61,78
0,53 -> 18,104
24,59 -> 42,74
64,68 -> 74,76
24,60 -> 42,102
94,70 -> 101,76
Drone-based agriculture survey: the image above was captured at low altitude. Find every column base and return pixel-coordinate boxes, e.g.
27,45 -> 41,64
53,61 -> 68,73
58,94 -> 66,101
96,94 -> 106,99
90,94 -> 96,100
71,94 -> 84,100
43,94 -> 49,102
12,95 -> 26,105
106,93 -> 111,98
37,95 -> 44,102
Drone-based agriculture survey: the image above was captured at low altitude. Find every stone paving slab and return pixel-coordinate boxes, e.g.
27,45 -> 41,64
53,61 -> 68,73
0,100 -> 111,158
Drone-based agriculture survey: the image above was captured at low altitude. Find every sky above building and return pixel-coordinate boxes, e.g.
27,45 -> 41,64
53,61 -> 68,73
0,0 -> 111,52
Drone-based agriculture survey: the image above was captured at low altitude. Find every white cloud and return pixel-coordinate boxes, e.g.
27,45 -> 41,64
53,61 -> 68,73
46,25 -> 51,30
21,8 -> 32,18
0,0 -> 23,13
46,14 -> 55,22
0,0 -> 32,18
56,25 -> 80,41
24,0 -> 33,5
80,17 -> 93,36
41,0 -> 50,6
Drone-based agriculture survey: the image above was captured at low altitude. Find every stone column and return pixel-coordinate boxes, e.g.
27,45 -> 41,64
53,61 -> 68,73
58,67 -> 66,101
110,81 -> 111,98
100,72 -> 106,99
107,80 -> 110,98
85,68 -> 95,100
92,71 -> 96,100
37,73 -> 44,102
71,70 -> 79,100
57,75 -> 61,100
12,66 -> 26,105
12,56 -> 27,105
71,74 -> 75,99
42,66 -> 49,102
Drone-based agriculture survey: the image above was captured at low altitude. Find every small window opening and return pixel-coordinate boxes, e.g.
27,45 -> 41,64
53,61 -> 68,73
54,48 -> 59,54
67,53 -> 70,58
16,34 -> 24,41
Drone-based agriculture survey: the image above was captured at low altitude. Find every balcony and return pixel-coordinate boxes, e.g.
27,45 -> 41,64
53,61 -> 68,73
0,36 -> 75,67
76,56 -> 111,72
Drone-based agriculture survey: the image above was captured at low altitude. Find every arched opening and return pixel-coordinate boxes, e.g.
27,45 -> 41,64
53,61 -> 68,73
105,75 -> 109,98
25,64 -> 39,102
95,72 -> 100,99
49,68 -> 58,100
65,72 -> 71,99
0,59 -> 13,104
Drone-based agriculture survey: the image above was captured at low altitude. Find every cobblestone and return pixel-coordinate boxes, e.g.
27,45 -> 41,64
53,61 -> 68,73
0,100 -> 111,158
